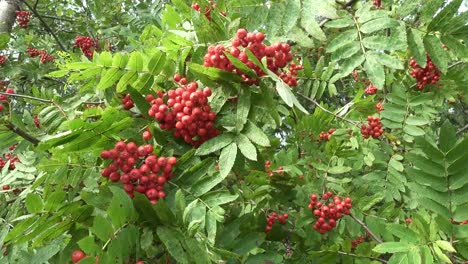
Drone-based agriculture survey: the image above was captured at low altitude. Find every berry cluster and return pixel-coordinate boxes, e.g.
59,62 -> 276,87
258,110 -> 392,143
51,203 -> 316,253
34,114 -> 40,128
26,47 -> 54,63
147,78 -> 219,146
373,0 -> 382,8
0,55 -> 7,65
375,102 -> 384,112
265,212 -> 289,232
15,11 -> 31,28
74,36 -> 97,59
100,141 -> 177,203
364,84 -> 378,95
361,116 -> 383,139
121,94 -> 134,110
203,28 -> 302,86
308,192 -> 352,234
191,1 -> 226,21
0,145 -> 19,170
351,236 -> 365,249
319,128 -> 336,141
409,56 -> 441,90
264,160 -> 284,177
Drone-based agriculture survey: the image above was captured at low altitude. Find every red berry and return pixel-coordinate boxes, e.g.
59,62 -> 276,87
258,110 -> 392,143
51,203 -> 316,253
72,250 -> 85,263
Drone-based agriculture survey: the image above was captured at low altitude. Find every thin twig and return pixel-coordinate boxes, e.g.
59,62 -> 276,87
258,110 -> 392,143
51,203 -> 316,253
350,214 -> 383,244
23,2 -> 68,51
456,124 -> 468,135
0,92 -> 104,106
3,121 -> 40,145
297,92 -> 358,126
338,251 -> 388,263
0,92 -> 52,103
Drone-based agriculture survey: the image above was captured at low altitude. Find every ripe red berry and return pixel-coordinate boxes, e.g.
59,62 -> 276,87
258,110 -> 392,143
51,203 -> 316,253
72,250 -> 85,263
2,185 -> 9,191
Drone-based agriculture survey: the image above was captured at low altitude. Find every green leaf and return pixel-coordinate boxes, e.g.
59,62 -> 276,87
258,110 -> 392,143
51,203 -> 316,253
360,18 -> 400,34
107,186 -> 137,228
276,80 -> 293,107
435,240 -> 456,253
153,200 -> 175,224
424,35 -> 449,74
116,71 -> 138,92
195,134 -> 234,156
326,29 -> 357,53
266,2 -> 285,36
97,51 -> 113,67
47,70 -> 69,78
189,63 -> 244,82
224,52 -> 256,78
389,158 -> 404,172
328,166 -> 352,174
325,18 -> 354,28
78,236 -> 100,255
236,89 -> 251,132
373,52 -> 404,70
388,224 -> 420,242
439,121 -> 456,153
407,29 -> 427,67
25,193 -> 43,214
404,125 -> 426,136
90,215 -> 114,242
433,244 -> 452,263
300,11 -> 326,41
157,227 -> 189,264
202,191 -> 239,207
128,51 -> 144,72
282,0 -> 301,33
96,68 -> 122,90
112,53 -> 129,69
219,143 -> 237,179
373,242 -> 412,253
44,191 -> 66,211
441,35 -> 468,59
148,50 -> 166,75
428,0 -> 463,31
243,121 -> 270,147
339,53 -> 365,77
407,249 -> 422,264
364,53 -> 385,89
302,0 -> 338,19
237,134 -> 257,161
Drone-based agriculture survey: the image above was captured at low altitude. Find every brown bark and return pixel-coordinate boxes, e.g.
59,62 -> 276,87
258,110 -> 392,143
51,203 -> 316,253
0,0 -> 20,34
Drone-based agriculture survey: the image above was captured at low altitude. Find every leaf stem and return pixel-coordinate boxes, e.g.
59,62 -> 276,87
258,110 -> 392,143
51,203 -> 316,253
297,92 -> 359,126
350,214 -> 383,244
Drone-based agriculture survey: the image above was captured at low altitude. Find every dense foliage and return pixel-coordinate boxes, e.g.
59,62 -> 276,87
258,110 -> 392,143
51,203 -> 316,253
0,0 -> 467,263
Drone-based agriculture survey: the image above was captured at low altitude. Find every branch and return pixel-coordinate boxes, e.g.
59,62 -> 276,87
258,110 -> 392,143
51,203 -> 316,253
4,121 -> 40,145
23,1 -> 68,51
297,92 -> 358,126
0,92 -> 52,103
350,214 -> 383,244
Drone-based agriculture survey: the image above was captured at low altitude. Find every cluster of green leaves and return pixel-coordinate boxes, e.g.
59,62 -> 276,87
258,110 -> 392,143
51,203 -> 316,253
0,0 -> 467,263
